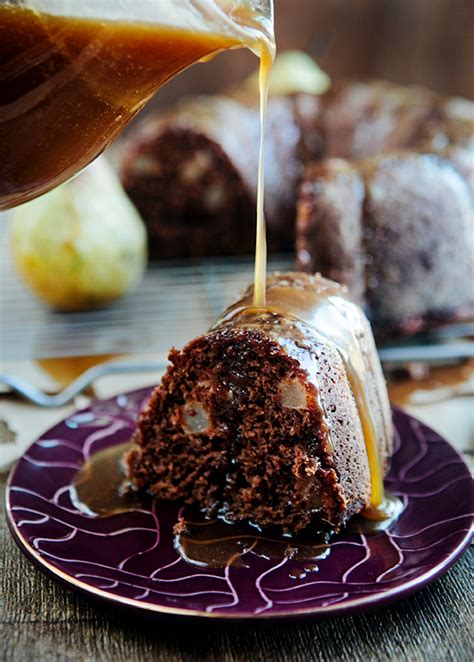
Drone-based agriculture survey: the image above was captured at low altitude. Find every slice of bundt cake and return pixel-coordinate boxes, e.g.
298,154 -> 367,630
127,273 -> 392,535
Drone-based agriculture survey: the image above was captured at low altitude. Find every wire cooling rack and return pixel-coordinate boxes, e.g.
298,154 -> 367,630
0,220 -> 292,361
1,218 -> 472,364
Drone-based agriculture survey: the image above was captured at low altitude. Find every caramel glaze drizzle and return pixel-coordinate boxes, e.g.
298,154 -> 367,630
253,35 -> 275,305
71,442 -> 144,517
174,516 -> 330,570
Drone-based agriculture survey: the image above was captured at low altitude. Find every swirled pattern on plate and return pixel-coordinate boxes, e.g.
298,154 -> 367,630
6,388 -> 473,619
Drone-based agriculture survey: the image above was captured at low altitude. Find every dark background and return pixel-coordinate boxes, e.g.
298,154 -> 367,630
144,0 -> 474,116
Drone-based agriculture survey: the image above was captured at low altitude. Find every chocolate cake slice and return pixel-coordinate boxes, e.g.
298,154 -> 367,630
128,273 -> 392,535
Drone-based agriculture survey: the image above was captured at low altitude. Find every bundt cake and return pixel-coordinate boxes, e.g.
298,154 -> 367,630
121,78 -> 472,255
127,273 -> 393,535
296,153 -> 474,336
120,75 -> 473,337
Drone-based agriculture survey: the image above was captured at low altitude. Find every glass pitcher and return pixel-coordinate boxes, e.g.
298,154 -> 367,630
0,0 -> 274,210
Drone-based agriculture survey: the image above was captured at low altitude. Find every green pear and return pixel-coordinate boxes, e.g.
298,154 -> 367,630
10,157 -> 147,311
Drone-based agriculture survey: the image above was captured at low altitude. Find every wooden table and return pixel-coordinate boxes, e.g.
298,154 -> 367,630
1,469 -> 471,661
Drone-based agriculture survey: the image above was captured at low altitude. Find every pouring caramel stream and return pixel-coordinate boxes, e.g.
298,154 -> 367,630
253,45 -> 274,306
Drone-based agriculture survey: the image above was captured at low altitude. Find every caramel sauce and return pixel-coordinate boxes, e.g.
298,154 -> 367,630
344,370 -> 383,507
253,46 -> 273,306
175,517 -> 330,569
36,353 -> 122,390
0,4 -> 273,210
355,491 -> 404,532
71,442 -> 143,517
388,360 -> 474,408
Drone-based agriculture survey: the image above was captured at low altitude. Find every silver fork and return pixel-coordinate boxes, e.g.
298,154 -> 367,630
0,360 -> 168,408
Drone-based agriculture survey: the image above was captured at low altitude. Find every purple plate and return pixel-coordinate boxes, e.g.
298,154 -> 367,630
6,387 -> 473,620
